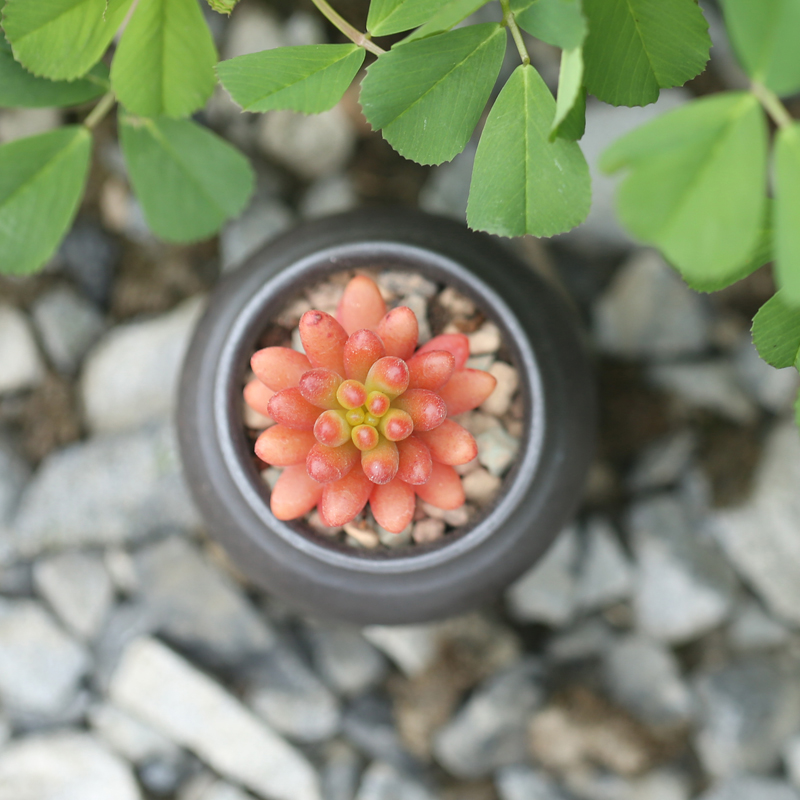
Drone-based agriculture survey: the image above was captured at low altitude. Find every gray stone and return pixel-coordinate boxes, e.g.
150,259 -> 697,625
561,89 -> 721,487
11,423 -> 199,557
649,360 -> 757,424
379,272 -> 438,299
0,717 -> 9,750
89,702 -> 180,763
462,467 -> 502,505
628,431 -> 696,492
694,656 -> 800,778
220,197 -> 294,271
341,694 -> 415,771
0,305 -> 44,395
31,286 -> 105,375
399,293 -> 432,344
728,601 -> 790,652
479,362 -> 519,417
629,496 -> 736,643
180,776 -> 256,800
94,602 -> 160,691
245,639 -> 341,743
362,623 -> 440,678
258,107 -> 356,180
354,762 -> 436,800
300,175 -> 358,219
476,424 -> 519,477
628,770 -> 691,800
419,142 -> 476,221
496,766 -> 569,800
710,420 -> 800,625
733,335 -> 799,413
785,735 -> 800,789
0,599 -> 89,718
80,296 -> 205,434
574,517 -> 633,612
0,107 -> 60,142
59,221 -> 120,306
433,659 -> 544,779
593,250 -> 710,359
304,621 -> 388,697
0,432 -> 29,524
139,752 -> 196,797
222,3 -> 284,59
0,561 -> 32,595
546,619 -> 615,663
110,637 -> 321,800
602,636 -> 693,729
134,537 -> 276,668
33,551 -> 114,640
320,740 -> 361,800
698,777 -> 800,800
505,527 -> 579,626
0,731 -> 141,800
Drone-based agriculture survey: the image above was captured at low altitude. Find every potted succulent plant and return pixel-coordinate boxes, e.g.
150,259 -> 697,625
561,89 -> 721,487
177,208 -> 594,624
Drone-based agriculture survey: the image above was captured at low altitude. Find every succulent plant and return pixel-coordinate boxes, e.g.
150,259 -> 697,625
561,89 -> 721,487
244,275 -> 499,534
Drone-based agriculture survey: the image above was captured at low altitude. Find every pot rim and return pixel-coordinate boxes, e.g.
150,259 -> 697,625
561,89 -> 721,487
214,240 -> 545,573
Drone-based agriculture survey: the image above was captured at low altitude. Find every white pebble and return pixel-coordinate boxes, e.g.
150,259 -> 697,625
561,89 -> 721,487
438,287 -> 475,317
468,322 -> 502,355
480,362 -> 519,416
0,304 -> 45,395
477,425 -> 519,477
462,468 -> 503,505
343,523 -> 379,548
412,518 -> 446,544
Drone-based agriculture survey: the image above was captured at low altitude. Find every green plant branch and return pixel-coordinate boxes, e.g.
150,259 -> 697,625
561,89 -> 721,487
500,0 -> 530,66
310,0 -> 385,57
84,91 -> 116,129
751,80 -> 795,130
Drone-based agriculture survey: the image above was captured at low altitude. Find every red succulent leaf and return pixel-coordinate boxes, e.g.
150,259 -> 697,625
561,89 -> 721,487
365,356 -> 410,399
313,410 -> 352,447
438,369 -> 498,416
243,378 -> 274,417
343,329 -> 386,383
255,426 -> 316,466
306,440 -> 360,483
251,347 -> 311,392
393,389 -> 447,431
396,435 -> 433,485
377,306 -> 418,360
270,464 -> 323,520
299,310 -> 348,375
370,478 -> 416,533
299,368 -> 343,410
337,274 -> 387,335
415,460 -> 465,510
415,333 -> 470,370
416,419 -> 478,465
361,436 -> 399,485
406,349 -> 455,391
319,466 -> 374,526
267,387 -> 320,430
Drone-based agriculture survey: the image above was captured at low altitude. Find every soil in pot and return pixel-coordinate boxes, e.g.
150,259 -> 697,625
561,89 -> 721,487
242,268 -> 524,551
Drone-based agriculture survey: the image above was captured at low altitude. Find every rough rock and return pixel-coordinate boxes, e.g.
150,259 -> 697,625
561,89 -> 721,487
11,423 -> 198,557
629,496 -> 736,643
593,250 -> 710,359
80,296 -> 205,434
109,637 -> 321,800
220,196 -> 294,271
89,702 -> 180,763
354,762 -> 436,800
480,362 -> 519,417
728,601 -> 790,652
496,766 -> 569,800
362,623 -> 441,678
31,286 -> 105,375
300,174 -> 358,219
710,420 -> 800,625
733,335 -> 799,414
222,3 -> 285,59
433,659 -> 543,779
476,422 -> 518,477
574,517 -> 634,612
628,430 -> 696,492
341,693 -> 417,770
547,618 -> 615,663
462,467 -> 502,505
0,433 -> 29,524
134,537 -> 275,668
258,107 -> 356,180
0,305 -> 44,395
304,621 -> 388,697
319,740 -> 362,800
418,142 -> 476,221
785,735 -> 800,789
694,656 -> 800,778
180,776 -> 256,800
58,221 -> 120,306
505,527 -> 579,626
33,551 -> 114,640
0,732 -> 141,800
244,639 -> 341,743
0,599 -> 89,718
602,636 -> 693,729
380,272 -> 437,299
697,777 -> 800,800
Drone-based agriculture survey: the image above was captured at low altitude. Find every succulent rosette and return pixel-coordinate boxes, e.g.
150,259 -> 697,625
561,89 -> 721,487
244,275 -> 498,534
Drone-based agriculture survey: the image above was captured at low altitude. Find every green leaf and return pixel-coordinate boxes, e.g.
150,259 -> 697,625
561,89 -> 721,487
207,0 -> 239,13
551,47 -> 583,139
582,0 -> 710,107
120,114 -> 254,243
3,0 -> 134,81
360,24 -> 506,166
467,64 -> 591,238
0,41 -> 108,108
775,124 -> 800,305
0,127 -> 92,275
720,0 -> 800,97
511,0 -> 587,50
795,388 -> 800,429
111,0 -> 217,119
217,44 -> 364,114
367,0 -> 453,36
601,92 -> 767,287
752,291 -> 800,369
401,0 -> 490,43
553,86 -> 585,141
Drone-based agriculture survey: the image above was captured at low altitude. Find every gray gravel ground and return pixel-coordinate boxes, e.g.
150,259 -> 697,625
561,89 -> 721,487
1,3 -> 800,799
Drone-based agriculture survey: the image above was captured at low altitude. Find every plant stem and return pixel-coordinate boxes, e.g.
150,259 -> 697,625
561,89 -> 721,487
84,91 -> 116,130
751,80 -> 795,130
310,0 -> 385,56
500,0 -> 530,66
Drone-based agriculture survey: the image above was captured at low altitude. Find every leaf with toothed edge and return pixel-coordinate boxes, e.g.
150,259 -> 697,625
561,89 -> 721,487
751,291 -> 800,370
367,0 -> 455,36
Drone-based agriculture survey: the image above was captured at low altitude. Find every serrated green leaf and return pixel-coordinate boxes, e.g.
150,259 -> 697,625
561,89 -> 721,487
553,85 -> 585,141
401,0 -> 490,43
217,45 -> 364,114
467,64 -> 591,237
120,115 -> 254,243
752,291 -> 800,369
207,0 -> 239,13
111,0 -> 217,119
720,0 -> 800,97
582,0 -> 710,107
551,47 -> 583,138
0,127 -> 91,275
775,124 -> 800,305
367,0 -> 453,36
511,0 -> 587,50
602,92 -> 767,286
0,41 -> 108,108
360,24 -> 506,166
3,0 -> 134,81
